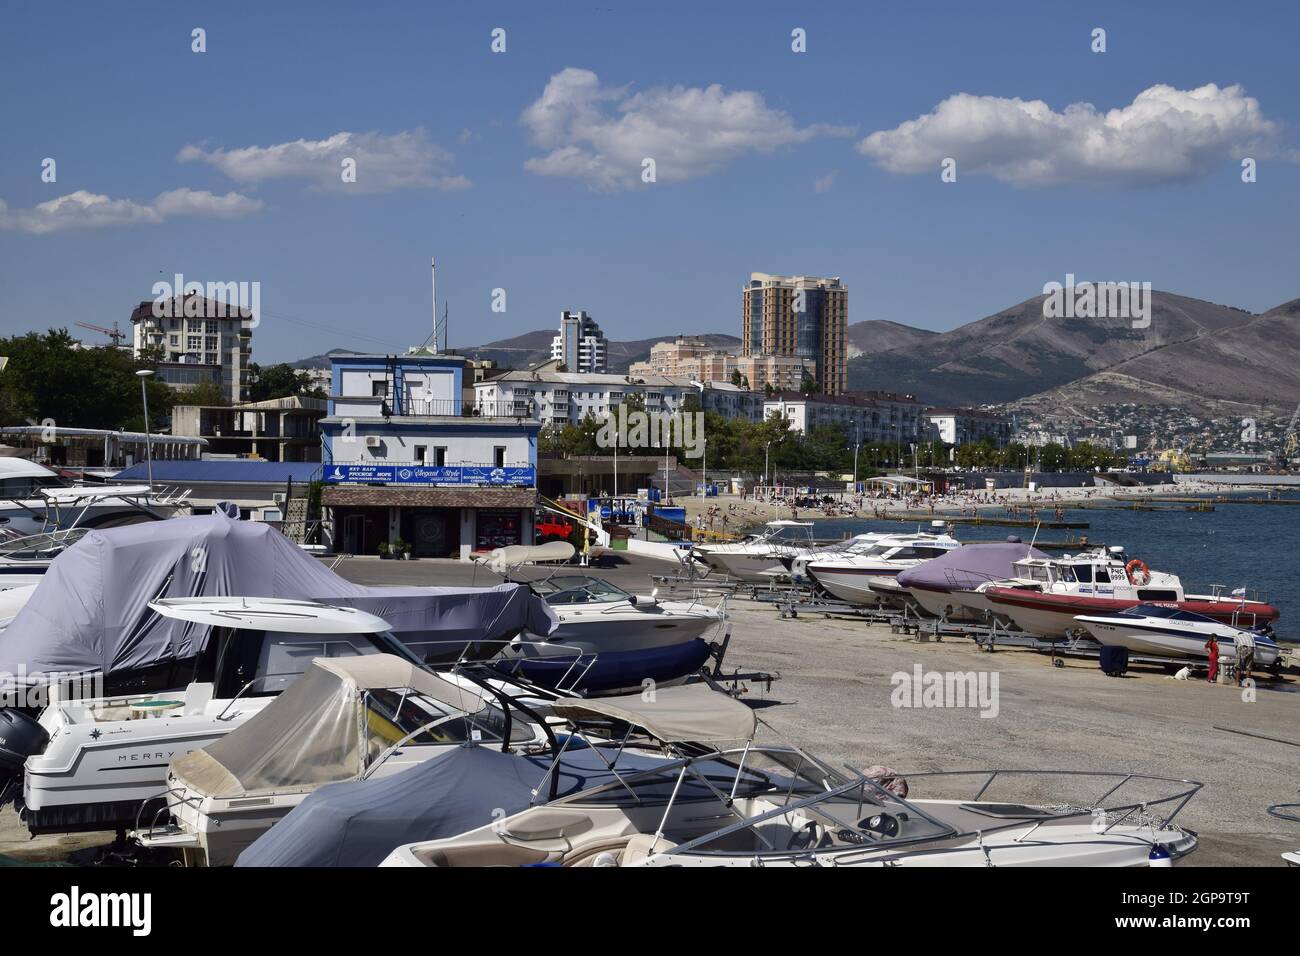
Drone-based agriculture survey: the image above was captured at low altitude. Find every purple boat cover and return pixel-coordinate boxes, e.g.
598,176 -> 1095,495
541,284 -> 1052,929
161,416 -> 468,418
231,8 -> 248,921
0,510 -> 556,687
896,542 -> 1048,592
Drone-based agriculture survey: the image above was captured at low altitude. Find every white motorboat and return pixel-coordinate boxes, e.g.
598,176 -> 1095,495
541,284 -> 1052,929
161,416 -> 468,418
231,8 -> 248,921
983,548 -> 1279,639
1073,603 -> 1282,668
16,597 -> 415,836
805,532 -> 961,606
132,653 -> 547,865
381,685 -> 1201,868
788,532 -> 890,584
496,574 -> 723,694
691,520 -> 815,581
0,458 -> 187,538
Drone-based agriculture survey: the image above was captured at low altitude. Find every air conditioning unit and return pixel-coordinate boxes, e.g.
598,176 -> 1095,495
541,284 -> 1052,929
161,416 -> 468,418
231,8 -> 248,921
272,493 -> 286,506
364,436 -> 382,448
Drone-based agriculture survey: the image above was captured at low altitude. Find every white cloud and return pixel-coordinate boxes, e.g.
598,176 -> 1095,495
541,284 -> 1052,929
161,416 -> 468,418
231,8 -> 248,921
178,130 -> 471,193
0,188 -> 262,235
522,67 -> 850,190
857,83 -> 1280,186
814,170 -> 838,193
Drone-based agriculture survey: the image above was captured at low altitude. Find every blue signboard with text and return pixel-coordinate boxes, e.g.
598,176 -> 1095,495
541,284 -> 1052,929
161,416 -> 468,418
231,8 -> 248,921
324,463 -> 536,486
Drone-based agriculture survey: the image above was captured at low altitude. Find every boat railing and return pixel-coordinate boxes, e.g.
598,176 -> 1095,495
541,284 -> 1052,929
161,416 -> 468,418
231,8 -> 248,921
942,568 -> 1002,591
1189,582 -> 1271,605
896,768 -> 1203,831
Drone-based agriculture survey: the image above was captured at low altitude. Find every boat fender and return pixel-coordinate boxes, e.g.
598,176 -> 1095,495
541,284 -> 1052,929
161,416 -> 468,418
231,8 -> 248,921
1148,844 -> 1173,867
632,595 -> 657,608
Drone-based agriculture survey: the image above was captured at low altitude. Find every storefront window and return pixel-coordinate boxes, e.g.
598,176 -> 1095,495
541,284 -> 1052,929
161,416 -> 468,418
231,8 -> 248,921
475,509 -> 522,551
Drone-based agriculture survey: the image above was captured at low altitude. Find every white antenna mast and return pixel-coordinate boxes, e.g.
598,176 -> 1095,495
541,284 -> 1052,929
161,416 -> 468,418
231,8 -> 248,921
430,257 -> 439,354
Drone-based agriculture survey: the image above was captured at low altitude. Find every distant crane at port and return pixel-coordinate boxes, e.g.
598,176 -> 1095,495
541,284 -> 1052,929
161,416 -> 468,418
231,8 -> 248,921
75,321 -> 128,346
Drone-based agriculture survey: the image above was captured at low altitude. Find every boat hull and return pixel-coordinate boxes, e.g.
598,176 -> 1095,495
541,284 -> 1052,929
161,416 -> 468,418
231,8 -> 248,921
986,589 -> 1280,639
1076,618 -> 1281,666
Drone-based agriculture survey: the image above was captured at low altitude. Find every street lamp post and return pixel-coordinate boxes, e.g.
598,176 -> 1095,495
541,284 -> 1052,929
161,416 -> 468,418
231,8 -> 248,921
764,440 -> 771,491
689,380 -> 706,505
136,369 -> 155,490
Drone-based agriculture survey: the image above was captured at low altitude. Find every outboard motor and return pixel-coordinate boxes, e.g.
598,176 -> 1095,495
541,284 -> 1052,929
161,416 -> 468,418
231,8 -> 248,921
0,708 -> 49,798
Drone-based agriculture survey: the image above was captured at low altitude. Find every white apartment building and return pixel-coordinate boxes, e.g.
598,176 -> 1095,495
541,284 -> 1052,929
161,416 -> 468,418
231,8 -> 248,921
549,310 -> 608,373
926,408 -> 1013,447
130,294 -> 252,402
476,370 -> 689,426
474,371 -> 765,426
763,391 -> 931,444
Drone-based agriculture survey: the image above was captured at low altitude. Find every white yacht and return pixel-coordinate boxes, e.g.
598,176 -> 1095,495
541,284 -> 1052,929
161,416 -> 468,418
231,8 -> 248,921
788,532 -> 890,584
691,520 -> 816,582
17,597 -> 411,836
0,458 -> 185,539
805,532 -> 961,606
132,653 -> 546,865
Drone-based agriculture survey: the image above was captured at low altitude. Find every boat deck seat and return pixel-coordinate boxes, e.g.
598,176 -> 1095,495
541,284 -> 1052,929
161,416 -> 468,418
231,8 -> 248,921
419,843 -> 550,867
183,682 -> 214,716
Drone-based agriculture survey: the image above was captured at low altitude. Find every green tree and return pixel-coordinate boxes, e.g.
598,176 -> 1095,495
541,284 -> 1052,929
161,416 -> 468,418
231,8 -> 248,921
247,362 -> 319,402
172,380 -> 231,407
0,329 -> 174,430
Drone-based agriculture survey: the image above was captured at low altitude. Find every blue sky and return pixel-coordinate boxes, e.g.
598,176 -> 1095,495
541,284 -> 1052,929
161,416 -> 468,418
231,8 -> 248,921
1,1 -> 1297,363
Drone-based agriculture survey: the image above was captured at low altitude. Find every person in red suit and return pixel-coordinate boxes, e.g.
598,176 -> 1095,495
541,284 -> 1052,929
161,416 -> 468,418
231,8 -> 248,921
1206,635 -> 1219,684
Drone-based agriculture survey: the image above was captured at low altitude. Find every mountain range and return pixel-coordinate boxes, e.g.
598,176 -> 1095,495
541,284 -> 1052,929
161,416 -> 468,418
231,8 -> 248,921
293,292 -> 1299,416
846,291 -> 1300,416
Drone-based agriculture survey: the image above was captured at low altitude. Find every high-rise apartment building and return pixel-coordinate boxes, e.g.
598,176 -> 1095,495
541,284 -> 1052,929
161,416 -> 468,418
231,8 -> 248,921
130,293 -> 252,403
549,310 -> 607,373
742,273 -> 847,395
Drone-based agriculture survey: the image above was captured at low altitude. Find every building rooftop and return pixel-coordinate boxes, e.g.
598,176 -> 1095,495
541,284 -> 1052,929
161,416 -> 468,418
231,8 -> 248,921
114,460 -> 321,483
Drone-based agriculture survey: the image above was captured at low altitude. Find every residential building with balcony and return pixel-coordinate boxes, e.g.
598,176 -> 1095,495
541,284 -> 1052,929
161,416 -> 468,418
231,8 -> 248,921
549,310 -> 608,373
130,293 -> 252,403
763,390 -> 931,445
926,408 -> 1013,448
743,273 -> 848,395
319,353 -> 539,559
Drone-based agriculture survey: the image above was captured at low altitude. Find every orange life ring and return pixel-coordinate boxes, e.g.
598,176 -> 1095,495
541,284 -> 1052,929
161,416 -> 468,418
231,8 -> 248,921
1126,558 -> 1150,586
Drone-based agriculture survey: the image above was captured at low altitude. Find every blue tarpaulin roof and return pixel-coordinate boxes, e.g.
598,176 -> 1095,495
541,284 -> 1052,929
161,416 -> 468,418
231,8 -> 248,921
114,461 -> 321,484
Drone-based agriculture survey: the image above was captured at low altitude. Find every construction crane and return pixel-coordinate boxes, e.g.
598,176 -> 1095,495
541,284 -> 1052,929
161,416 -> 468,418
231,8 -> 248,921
75,321 -> 128,346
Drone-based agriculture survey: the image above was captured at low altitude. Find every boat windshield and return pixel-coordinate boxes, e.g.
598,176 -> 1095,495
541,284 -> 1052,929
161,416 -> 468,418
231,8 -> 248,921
559,747 -> 851,809
364,687 -> 532,753
536,576 -> 633,606
1123,604 -> 1219,625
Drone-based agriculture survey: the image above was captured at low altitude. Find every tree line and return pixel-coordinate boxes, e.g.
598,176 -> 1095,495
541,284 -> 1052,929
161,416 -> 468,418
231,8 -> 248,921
538,396 -> 1127,476
0,330 -> 325,431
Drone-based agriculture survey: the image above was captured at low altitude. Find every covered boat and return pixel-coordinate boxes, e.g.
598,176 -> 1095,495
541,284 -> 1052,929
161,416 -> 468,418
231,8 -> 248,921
134,654 -> 546,865
235,744 -> 666,867
896,540 -> 1048,621
0,510 -> 556,700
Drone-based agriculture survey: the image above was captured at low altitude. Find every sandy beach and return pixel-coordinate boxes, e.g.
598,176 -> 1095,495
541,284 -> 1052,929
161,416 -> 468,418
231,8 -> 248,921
669,481 -> 1278,536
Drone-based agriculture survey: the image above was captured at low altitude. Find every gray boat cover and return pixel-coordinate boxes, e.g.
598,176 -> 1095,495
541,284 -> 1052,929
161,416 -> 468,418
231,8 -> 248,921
235,745 -> 692,867
0,510 -> 556,688
896,541 -> 1048,592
